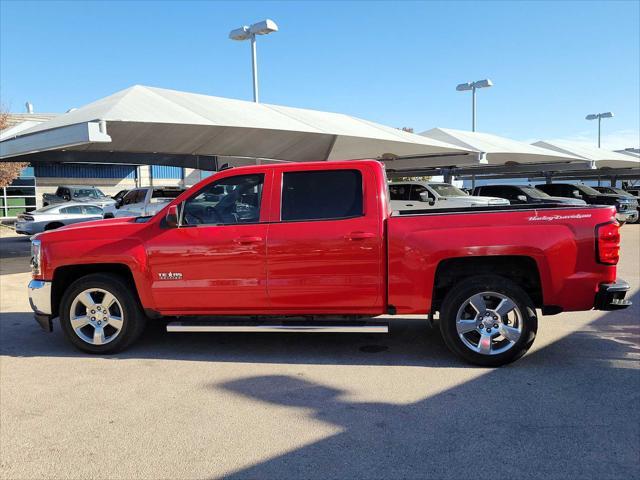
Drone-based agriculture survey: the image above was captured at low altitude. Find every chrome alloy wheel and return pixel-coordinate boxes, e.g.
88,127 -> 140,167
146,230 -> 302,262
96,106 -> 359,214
69,288 -> 124,345
455,291 -> 523,356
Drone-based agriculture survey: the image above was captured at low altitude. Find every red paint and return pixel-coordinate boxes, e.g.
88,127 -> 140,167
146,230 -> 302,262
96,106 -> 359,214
35,160 -> 620,317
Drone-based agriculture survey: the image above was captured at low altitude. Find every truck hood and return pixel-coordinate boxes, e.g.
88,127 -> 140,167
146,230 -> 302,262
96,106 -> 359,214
33,216 -> 147,242
454,195 -> 510,204
543,196 -> 587,205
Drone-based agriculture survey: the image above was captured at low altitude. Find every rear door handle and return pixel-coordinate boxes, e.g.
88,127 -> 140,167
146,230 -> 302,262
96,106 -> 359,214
234,236 -> 263,244
346,231 -> 376,241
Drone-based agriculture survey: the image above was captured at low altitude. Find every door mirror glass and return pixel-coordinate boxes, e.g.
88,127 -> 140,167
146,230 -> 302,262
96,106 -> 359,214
517,195 -> 527,202
165,204 -> 179,228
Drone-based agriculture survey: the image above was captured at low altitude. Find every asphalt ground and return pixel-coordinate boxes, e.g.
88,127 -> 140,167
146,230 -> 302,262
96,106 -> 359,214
1,224 -> 638,480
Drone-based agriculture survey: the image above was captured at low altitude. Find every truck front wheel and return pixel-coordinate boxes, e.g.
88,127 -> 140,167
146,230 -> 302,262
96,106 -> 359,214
59,273 -> 147,354
439,275 -> 537,367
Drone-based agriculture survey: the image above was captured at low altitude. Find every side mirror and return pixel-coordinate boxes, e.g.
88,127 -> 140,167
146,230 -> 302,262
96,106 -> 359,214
572,190 -> 581,198
165,205 -> 179,228
419,192 -> 430,203
116,199 -> 123,208
517,195 -> 527,202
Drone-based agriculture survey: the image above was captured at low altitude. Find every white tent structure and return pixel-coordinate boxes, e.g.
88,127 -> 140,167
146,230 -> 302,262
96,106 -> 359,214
0,85 -> 472,166
420,128 -> 586,165
533,140 -> 640,169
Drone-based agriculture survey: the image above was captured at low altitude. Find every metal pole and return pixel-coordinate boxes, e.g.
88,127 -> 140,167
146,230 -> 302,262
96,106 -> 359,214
471,86 -> 476,132
251,34 -> 259,103
597,116 -> 601,148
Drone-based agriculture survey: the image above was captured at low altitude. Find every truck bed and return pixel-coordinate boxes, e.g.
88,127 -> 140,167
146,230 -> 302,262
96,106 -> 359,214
387,204 -> 617,314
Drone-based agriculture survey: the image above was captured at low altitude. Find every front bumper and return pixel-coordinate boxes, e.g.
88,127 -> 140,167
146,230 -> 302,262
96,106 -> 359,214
594,280 -> 632,311
28,280 -> 53,331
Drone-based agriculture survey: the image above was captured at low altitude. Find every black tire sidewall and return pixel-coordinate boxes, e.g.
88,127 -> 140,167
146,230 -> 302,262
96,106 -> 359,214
59,273 -> 144,354
439,275 -> 538,367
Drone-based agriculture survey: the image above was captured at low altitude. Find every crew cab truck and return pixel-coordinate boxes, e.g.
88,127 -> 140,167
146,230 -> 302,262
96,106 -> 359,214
28,160 -> 630,366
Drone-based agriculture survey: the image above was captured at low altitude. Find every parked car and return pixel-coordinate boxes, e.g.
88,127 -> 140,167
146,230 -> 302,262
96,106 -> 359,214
15,203 -> 103,235
536,183 -> 637,224
389,181 -> 509,211
472,184 -> 587,206
43,186 -> 116,209
594,186 -> 639,223
27,160 -> 630,366
102,186 -> 185,218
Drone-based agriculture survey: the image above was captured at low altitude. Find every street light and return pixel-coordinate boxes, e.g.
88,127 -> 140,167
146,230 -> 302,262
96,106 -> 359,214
229,19 -> 279,103
456,79 -> 493,132
585,112 -> 614,148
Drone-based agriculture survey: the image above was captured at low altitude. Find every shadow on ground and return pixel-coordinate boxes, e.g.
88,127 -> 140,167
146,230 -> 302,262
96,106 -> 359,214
214,293 -> 640,480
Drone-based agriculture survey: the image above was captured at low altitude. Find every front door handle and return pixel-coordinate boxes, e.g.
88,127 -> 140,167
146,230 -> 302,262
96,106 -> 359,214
234,236 -> 263,244
346,231 -> 376,241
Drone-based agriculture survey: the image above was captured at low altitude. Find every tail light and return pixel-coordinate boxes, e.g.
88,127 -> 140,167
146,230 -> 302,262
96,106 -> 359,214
596,221 -> 620,265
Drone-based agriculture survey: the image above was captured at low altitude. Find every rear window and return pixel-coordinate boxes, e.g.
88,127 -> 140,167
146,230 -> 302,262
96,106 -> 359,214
281,170 -> 363,222
152,188 -> 183,199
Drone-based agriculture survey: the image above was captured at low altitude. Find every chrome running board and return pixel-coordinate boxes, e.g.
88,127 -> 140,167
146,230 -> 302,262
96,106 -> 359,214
166,320 -> 388,334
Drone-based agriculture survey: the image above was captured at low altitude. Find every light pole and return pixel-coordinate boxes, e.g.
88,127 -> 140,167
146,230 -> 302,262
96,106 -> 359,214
456,79 -> 493,131
229,19 -> 279,103
585,112 -> 614,148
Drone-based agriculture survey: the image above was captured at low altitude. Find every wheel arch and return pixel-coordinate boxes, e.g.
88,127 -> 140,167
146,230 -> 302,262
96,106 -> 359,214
432,255 -> 543,312
51,264 -> 140,318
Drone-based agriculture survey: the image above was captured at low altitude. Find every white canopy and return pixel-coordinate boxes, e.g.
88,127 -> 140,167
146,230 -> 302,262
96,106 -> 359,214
0,85 -> 471,163
419,128 -> 586,165
533,140 -> 640,169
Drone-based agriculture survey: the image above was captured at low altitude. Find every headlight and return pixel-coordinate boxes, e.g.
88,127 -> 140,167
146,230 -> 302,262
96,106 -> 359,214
30,239 -> 42,277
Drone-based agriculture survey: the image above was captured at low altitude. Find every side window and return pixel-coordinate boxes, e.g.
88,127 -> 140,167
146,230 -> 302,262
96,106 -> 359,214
410,185 -> 432,201
122,190 -> 138,205
134,190 -> 147,204
82,205 -> 102,215
183,174 -> 264,225
60,188 -> 70,200
389,184 -> 410,201
281,170 -> 363,222
61,205 -> 82,214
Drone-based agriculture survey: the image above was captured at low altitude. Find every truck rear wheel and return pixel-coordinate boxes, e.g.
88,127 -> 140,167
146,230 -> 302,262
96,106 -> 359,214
439,275 -> 537,367
59,273 -> 147,354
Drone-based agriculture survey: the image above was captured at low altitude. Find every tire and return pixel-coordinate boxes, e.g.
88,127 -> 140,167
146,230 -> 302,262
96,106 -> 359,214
44,222 -> 64,231
59,273 -> 147,354
439,275 -> 538,367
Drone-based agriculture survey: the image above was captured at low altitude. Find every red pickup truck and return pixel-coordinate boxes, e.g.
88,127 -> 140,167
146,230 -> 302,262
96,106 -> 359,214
28,160 -> 630,366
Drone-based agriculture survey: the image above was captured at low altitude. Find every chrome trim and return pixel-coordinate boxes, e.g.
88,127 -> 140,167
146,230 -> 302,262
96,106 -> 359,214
167,322 -> 388,333
28,280 -> 52,315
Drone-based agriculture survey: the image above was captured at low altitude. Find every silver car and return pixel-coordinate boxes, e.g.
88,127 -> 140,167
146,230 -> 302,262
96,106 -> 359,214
15,203 -> 104,235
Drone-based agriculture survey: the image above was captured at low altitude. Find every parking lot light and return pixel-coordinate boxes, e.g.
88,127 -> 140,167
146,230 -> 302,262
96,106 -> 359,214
456,79 -> 493,132
229,19 -> 279,103
586,112 -> 614,148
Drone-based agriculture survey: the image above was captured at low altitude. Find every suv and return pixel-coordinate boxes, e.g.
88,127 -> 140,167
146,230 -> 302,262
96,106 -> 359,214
389,182 -> 509,211
472,185 -> 587,206
103,186 -> 185,218
536,183 -> 637,224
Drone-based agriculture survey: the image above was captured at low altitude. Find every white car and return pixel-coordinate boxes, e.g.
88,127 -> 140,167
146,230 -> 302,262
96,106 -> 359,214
389,182 -> 510,211
103,186 -> 184,218
15,203 -> 104,235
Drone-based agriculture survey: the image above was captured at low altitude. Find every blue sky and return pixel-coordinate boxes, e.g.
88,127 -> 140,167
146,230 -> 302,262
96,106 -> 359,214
1,0 -> 638,148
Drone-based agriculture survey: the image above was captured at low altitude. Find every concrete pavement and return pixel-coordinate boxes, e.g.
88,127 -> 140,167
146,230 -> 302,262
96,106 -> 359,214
1,225 -> 638,479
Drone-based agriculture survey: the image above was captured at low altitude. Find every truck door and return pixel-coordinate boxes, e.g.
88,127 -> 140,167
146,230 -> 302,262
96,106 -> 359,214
266,166 -> 384,313
145,172 -> 271,314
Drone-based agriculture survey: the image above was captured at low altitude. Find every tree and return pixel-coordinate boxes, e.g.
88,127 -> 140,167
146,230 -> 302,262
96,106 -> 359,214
0,108 -> 30,188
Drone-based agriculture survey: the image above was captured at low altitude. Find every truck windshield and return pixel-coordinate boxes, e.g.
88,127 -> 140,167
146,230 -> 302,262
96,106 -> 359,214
520,187 -> 550,199
576,185 -> 602,196
430,184 -> 467,197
